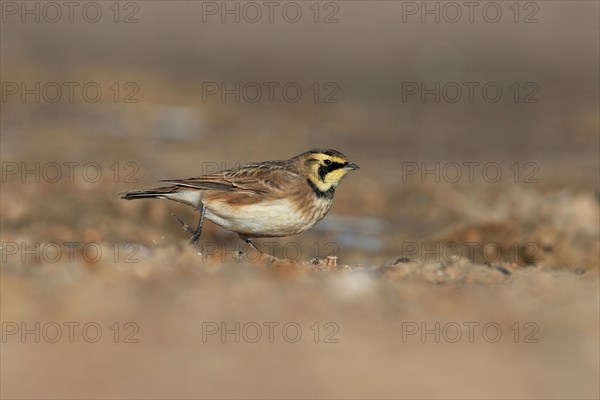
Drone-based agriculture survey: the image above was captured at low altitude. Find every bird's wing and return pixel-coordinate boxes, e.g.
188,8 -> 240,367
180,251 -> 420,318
161,161 -> 300,194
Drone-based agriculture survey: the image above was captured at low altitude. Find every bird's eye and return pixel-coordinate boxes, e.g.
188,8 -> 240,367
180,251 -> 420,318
323,159 -> 332,165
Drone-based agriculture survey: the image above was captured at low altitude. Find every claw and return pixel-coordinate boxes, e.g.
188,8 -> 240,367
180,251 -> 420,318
190,232 -> 201,247
171,207 -> 206,249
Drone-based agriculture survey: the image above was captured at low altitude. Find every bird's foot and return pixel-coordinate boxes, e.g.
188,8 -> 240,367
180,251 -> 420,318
171,213 -> 201,247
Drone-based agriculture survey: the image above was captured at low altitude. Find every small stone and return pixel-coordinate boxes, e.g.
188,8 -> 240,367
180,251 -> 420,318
325,256 -> 337,269
394,257 -> 412,265
495,266 -> 511,276
574,268 -> 586,275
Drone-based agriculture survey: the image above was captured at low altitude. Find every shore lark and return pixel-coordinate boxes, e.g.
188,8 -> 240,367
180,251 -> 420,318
120,149 -> 359,249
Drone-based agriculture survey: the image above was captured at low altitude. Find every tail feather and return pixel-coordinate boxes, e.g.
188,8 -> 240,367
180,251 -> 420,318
120,186 -> 202,209
120,186 -> 178,200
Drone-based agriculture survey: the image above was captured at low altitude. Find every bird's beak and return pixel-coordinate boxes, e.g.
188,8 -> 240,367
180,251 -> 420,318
344,162 -> 360,171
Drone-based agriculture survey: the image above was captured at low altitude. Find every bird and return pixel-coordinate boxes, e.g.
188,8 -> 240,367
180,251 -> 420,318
120,149 -> 359,250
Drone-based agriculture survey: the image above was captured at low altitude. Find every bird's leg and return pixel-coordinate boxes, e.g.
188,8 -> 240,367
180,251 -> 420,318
245,239 -> 262,254
238,236 -> 283,263
189,206 -> 206,247
238,235 -> 262,255
171,205 -> 206,248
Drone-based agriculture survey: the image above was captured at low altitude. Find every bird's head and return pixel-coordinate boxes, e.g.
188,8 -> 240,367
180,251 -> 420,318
296,149 -> 360,194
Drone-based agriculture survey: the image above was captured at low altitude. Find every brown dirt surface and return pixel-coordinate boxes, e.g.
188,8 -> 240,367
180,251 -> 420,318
1,2 -> 599,399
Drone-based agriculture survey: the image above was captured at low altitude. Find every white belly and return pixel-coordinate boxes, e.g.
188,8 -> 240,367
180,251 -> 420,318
204,198 -> 331,237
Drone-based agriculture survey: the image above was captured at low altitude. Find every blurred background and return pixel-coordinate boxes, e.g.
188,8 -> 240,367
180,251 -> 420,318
1,1 -> 599,399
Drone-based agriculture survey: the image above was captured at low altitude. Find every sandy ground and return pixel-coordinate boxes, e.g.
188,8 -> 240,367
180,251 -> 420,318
1,250 -> 599,399
1,1 -> 599,399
